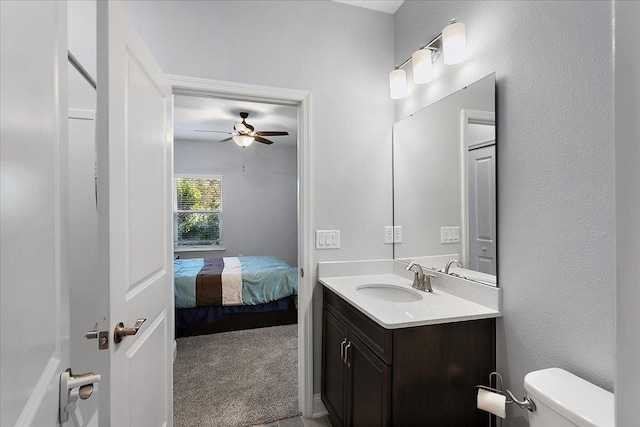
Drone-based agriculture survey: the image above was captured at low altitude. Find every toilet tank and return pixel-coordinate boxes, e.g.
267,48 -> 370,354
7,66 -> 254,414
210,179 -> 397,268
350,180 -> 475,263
524,368 -> 614,427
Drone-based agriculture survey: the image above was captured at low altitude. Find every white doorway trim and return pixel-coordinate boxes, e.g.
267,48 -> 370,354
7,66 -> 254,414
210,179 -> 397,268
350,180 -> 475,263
167,75 -> 314,417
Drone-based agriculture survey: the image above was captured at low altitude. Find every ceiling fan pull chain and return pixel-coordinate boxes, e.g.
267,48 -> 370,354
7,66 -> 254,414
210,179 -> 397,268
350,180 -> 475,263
242,147 -> 245,172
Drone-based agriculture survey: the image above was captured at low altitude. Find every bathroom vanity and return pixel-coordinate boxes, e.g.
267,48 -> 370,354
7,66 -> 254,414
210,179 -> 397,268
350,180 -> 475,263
319,263 -> 501,427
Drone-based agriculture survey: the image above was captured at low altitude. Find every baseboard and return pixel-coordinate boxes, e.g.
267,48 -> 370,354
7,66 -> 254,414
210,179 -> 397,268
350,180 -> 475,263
312,393 -> 328,418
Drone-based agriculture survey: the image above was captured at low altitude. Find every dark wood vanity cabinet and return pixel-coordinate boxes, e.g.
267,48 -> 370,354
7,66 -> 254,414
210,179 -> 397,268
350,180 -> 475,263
321,287 -> 496,427
323,309 -> 391,427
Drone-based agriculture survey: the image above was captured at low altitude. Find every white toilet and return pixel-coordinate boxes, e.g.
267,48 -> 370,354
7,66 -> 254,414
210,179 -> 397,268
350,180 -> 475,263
524,368 -> 614,427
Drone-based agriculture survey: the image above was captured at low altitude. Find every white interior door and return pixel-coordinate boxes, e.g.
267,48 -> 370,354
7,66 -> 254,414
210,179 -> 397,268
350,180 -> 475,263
467,145 -> 496,275
0,1 -> 70,426
96,1 -> 173,426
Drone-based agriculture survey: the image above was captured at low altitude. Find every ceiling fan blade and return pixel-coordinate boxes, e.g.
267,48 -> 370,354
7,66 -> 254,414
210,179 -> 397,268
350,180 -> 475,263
256,131 -> 289,136
219,137 -> 233,142
254,136 -> 274,145
195,130 -> 233,134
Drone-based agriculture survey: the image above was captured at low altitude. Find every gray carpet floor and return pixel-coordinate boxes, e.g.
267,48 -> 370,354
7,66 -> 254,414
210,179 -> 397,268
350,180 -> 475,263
174,324 -> 300,427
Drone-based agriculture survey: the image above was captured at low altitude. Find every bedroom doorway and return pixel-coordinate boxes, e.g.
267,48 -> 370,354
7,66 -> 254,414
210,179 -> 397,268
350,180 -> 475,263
169,76 -> 313,424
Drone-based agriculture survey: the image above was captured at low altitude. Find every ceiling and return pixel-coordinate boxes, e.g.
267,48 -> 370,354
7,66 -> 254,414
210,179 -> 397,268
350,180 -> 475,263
173,95 -> 298,147
332,0 -> 405,14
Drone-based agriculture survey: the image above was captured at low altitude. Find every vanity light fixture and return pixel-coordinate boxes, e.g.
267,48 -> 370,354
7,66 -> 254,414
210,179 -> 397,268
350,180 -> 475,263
389,67 -> 408,99
389,18 -> 467,99
412,48 -> 433,84
442,19 -> 466,65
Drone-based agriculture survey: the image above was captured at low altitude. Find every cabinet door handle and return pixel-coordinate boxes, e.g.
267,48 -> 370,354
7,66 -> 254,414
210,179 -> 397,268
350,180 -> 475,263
344,342 -> 351,366
340,338 -> 347,361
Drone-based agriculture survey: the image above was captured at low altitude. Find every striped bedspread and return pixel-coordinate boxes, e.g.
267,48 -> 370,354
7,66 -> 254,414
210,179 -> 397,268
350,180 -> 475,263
174,256 -> 298,309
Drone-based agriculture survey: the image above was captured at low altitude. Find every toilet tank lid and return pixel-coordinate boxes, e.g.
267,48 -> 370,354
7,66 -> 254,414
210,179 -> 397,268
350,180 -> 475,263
524,368 -> 614,427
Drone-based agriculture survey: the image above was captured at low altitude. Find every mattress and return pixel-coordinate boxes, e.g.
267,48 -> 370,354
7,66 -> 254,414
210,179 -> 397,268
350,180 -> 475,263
174,256 -> 298,309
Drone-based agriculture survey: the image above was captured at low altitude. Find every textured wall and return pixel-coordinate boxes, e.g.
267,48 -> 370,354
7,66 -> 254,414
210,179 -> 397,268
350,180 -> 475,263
394,2 -> 614,425
119,0 -> 395,395
615,1 -> 640,424
174,139 -> 298,267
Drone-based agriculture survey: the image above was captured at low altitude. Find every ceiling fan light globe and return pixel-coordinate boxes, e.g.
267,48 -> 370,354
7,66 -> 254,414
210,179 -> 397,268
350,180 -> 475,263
232,134 -> 255,147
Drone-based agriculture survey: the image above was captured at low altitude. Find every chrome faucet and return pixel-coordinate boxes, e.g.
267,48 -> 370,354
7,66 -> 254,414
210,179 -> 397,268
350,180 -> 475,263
404,262 -> 435,292
444,259 -> 463,275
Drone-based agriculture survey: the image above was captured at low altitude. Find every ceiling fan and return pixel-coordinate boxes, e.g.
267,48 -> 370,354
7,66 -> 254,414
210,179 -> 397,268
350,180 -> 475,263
195,112 -> 289,147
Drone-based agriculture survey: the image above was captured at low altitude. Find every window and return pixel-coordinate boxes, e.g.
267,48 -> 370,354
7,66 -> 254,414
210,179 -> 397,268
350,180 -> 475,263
173,175 -> 222,248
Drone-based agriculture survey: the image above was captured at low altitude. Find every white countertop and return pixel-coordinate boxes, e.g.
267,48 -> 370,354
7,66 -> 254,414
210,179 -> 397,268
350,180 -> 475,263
319,273 -> 501,329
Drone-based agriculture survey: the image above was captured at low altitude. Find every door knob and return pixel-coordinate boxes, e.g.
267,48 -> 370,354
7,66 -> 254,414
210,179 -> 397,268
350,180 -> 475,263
114,318 -> 146,343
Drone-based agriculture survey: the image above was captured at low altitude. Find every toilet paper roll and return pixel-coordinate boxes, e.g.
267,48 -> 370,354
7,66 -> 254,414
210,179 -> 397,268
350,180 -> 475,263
477,388 -> 506,419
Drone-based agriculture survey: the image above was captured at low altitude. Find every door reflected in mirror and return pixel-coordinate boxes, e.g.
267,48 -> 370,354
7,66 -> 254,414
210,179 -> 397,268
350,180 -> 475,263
393,73 -> 497,286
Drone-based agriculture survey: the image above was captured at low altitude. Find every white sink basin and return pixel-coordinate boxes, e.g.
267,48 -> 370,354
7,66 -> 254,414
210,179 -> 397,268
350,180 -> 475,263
356,284 -> 423,303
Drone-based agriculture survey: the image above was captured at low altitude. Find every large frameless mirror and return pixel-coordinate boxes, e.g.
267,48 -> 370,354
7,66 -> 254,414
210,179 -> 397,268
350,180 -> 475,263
393,73 -> 497,286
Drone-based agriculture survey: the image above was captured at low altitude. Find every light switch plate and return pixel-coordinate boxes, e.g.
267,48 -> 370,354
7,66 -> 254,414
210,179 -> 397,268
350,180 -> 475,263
316,230 -> 340,249
441,226 -> 460,243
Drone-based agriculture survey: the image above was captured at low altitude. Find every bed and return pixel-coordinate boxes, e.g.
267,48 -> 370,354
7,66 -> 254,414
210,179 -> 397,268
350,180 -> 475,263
174,255 -> 298,337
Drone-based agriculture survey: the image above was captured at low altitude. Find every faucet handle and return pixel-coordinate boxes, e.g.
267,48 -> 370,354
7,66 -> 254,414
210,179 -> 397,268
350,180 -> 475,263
422,274 -> 437,293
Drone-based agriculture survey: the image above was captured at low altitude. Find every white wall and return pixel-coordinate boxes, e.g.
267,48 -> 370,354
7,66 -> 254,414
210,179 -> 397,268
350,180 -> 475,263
395,2 -> 614,425
614,1 -> 640,425
174,139 -> 298,267
119,0 -> 395,394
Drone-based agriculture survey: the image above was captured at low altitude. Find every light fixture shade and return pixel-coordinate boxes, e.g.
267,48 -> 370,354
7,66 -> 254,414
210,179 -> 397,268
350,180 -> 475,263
232,134 -> 255,147
442,21 -> 466,65
389,68 -> 407,100
411,49 -> 433,84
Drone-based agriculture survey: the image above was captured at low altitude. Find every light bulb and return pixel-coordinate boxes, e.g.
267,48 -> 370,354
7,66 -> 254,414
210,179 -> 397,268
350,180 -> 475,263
412,49 -> 433,84
232,134 -> 255,147
389,68 -> 407,100
442,20 -> 466,65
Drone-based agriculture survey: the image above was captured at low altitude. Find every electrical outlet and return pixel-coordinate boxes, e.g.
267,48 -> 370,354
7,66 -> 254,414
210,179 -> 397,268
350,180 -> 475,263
393,226 -> 402,243
384,226 -> 394,244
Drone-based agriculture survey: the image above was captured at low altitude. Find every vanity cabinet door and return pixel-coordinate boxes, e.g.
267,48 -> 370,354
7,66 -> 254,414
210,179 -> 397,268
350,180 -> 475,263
346,332 -> 391,427
322,309 -> 348,427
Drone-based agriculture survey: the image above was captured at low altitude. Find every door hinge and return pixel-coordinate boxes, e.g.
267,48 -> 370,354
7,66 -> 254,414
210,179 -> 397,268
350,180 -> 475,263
300,267 -> 304,278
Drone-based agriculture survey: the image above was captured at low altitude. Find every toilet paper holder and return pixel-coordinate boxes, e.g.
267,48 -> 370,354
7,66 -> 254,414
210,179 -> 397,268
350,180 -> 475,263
475,372 -> 537,413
